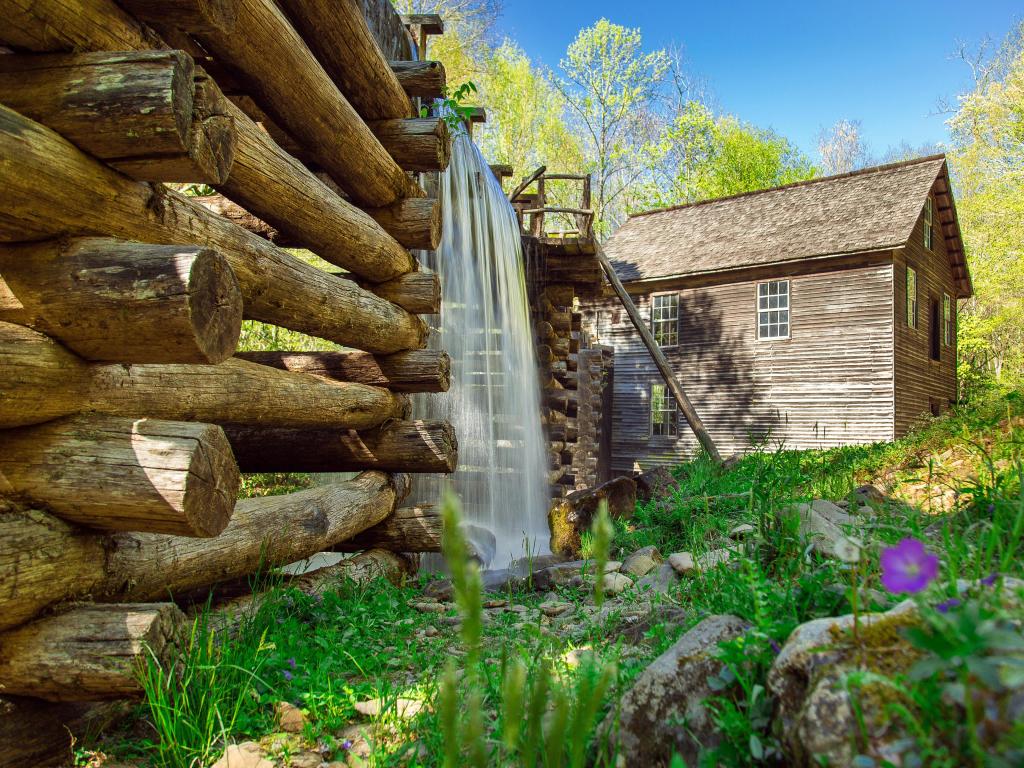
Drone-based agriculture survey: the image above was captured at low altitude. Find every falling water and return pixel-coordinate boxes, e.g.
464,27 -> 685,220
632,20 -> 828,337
412,130 -> 550,569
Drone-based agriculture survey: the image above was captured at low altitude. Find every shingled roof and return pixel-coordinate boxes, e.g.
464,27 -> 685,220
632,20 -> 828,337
606,154 -> 971,296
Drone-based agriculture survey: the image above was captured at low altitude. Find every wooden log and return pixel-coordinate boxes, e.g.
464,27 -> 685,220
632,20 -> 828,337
0,695 -> 100,768
356,271 -> 440,314
0,50 -> 235,184
223,419 -> 456,473
0,238 -> 242,364
391,60 -> 446,99
193,193 -> 278,240
0,603 -> 185,702
333,505 -> 441,552
0,473 -> 401,628
119,0 -> 238,35
278,0 -> 411,120
0,105 -> 426,352
0,415 -> 239,537
365,197 -> 442,251
120,0 -> 419,206
535,321 -> 555,341
0,0 -> 158,53
535,344 -> 554,365
235,349 -> 450,392
369,117 -> 450,172
0,323 -> 409,430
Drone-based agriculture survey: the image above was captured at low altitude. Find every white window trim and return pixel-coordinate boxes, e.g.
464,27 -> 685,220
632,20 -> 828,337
924,198 -> 934,251
649,382 -> 678,439
756,279 -> 791,341
650,292 -> 680,349
943,292 -> 952,347
907,266 -> 918,329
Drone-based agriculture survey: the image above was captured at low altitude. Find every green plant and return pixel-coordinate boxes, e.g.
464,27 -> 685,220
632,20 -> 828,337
421,80 -> 479,130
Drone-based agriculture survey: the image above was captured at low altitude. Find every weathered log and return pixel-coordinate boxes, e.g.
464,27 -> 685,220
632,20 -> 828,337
0,0 -> 158,52
235,349 -> 450,392
0,695 -> 102,768
535,344 -> 554,365
0,323 -> 409,430
120,0 -> 238,35
0,105 -> 426,352
391,60 -> 446,99
121,0 -> 419,206
193,193 -> 278,240
223,419 -> 456,473
369,117 -> 450,172
278,0 -> 411,120
332,505 -> 441,552
0,415 -> 239,537
0,603 -> 185,702
365,197 -> 442,251
0,238 -> 242,364
0,473 -> 401,628
535,321 -> 555,341
353,271 -> 440,314
0,50 -> 234,184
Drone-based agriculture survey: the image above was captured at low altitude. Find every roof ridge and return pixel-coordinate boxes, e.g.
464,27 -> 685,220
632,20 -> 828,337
627,153 -> 947,220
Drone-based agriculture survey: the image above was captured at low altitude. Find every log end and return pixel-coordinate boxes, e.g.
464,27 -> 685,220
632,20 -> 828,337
187,247 -> 244,364
182,423 -> 240,537
192,114 -> 237,185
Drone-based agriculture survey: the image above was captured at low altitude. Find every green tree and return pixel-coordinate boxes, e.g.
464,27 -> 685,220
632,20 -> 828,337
947,22 -> 1024,384
554,19 -> 670,235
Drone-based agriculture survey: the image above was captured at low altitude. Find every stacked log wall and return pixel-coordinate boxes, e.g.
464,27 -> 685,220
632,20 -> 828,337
0,0 -> 453,747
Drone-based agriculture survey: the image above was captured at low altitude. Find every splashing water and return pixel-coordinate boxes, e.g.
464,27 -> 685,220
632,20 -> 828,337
412,132 -> 550,569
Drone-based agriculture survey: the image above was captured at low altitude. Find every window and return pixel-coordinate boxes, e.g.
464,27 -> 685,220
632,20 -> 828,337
943,293 -> 952,346
930,298 -> 941,361
924,198 -> 933,250
757,280 -> 790,339
906,266 -> 918,328
650,383 -> 677,437
651,294 -> 679,348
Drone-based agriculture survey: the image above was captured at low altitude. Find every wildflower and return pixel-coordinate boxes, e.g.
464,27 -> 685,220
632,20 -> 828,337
340,740 -> 354,751
981,572 -> 999,587
769,639 -> 782,655
880,538 -> 938,594
935,598 -> 961,614
282,670 -> 293,682
287,657 -> 297,669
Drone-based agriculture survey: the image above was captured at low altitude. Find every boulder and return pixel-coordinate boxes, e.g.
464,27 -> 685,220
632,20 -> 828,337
601,572 -> 634,596
667,552 -> 696,575
634,562 -> 679,595
549,477 -> 637,558
212,743 -> 274,768
788,502 -> 860,560
696,548 -> 733,571
729,523 -> 756,539
274,701 -> 306,734
605,614 -> 749,766
621,545 -> 662,578
634,466 -> 679,502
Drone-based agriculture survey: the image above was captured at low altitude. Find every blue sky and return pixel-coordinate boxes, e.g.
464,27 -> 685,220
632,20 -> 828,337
497,1 -> 1021,159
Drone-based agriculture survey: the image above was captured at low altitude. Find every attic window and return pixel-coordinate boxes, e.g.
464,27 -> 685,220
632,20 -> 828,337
924,198 -> 933,250
757,280 -> 789,339
906,267 -> 918,328
650,383 -> 678,437
651,293 -> 679,348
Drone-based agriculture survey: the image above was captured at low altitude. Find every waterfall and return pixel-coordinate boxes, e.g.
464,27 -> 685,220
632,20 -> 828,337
412,131 -> 550,569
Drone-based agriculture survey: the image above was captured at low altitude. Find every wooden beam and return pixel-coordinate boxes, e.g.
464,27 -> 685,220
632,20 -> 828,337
0,415 -> 239,537
365,197 -> 442,251
0,0 -> 158,52
278,0 -> 411,121
333,505 -> 441,552
235,349 -> 450,392
118,0 -> 238,35
399,14 -> 444,34
352,271 -> 440,315
391,60 -> 446,100
593,241 -> 722,463
0,238 -> 242,365
369,117 -> 450,172
0,104 -> 426,353
223,419 -> 457,473
508,165 -> 546,202
0,603 -> 186,701
0,50 -> 235,184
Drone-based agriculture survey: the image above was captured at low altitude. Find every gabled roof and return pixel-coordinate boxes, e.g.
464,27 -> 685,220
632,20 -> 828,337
606,154 -> 972,297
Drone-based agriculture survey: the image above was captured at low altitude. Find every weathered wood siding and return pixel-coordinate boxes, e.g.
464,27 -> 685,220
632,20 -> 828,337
583,261 -> 896,474
893,192 -> 959,436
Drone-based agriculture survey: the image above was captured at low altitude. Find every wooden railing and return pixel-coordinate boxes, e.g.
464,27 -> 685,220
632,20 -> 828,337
510,168 -> 594,241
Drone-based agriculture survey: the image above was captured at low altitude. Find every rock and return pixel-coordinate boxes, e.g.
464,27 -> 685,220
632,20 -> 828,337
601,572 -> 633,596
274,701 -> 306,734
729,523 -> 756,538
634,562 -> 679,596
539,600 -> 574,618
811,499 -> 859,526
532,560 -> 595,591
212,743 -> 274,768
483,598 -> 508,608
287,753 -> 323,768
549,477 -> 637,557
615,604 -> 688,644
606,615 -> 749,766
667,552 -> 696,575
410,601 -> 447,614
603,560 -> 622,573
463,523 -> 497,566
634,466 -> 679,502
788,502 -> 860,560
696,548 -> 732,571
620,545 -> 662,578
354,698 -> 425,719
853,484 -> 886,506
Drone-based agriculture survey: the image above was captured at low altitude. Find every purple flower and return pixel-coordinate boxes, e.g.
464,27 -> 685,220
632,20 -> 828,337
769,639 -> 782,655
936,598 -> 961,614
880,538 -> 939,594
282,670 -> 293,682
981,572 -> 999,587
340,740 -> 354,751
287,657 -> 297,669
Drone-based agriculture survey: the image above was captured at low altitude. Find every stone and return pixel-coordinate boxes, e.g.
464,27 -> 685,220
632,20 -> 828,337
212,743 -> 274,768
603,560 -> 622,573
601,572 -> 633,596
812,499 -> 859,526
667,552 -> 696,575
411,601 -> 447,613
853,484 -> 886,506
789,502 -> 860,560
696,548 -> 733,571
729,523 -> 756,538
620,545 -> 662,578
634,465 -> 679,502
274,701 -> 306,734
548,476 -> 637,557
353,698 -> 425,719
539,600 -> 574,618
634,562 -> 679,596
483,598 -> 508,608
605,614 -> 749,766
287,753 -> 323,768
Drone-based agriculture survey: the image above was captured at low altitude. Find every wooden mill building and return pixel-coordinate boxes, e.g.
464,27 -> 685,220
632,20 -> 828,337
580,155 -> 972,473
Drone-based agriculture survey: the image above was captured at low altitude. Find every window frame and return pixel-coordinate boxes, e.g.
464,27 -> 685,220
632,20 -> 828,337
650,292 -> 680,349
906,266 -> 918,329
943,292 -> 952,347
649,382 -> 678,439
924,197 -> 934,251
756,279 -> 791,341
